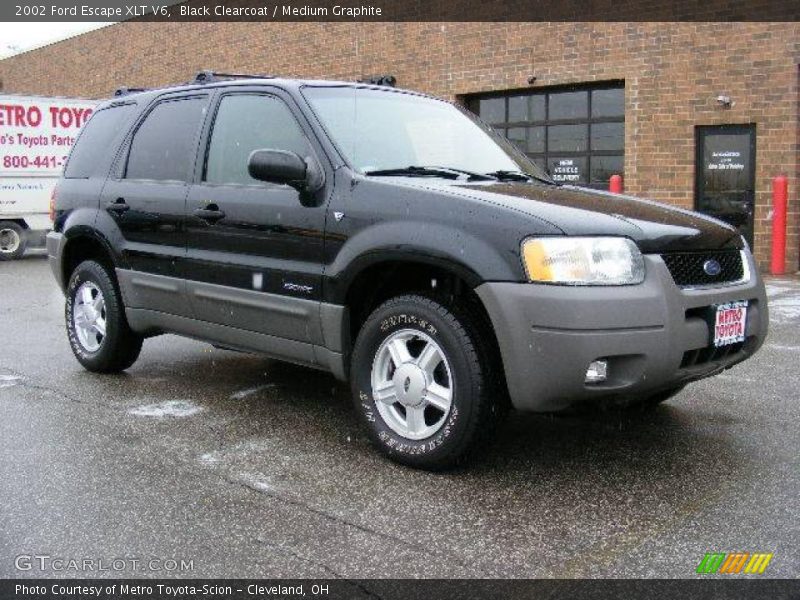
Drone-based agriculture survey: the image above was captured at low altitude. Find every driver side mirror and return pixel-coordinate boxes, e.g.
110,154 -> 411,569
247,149 -> 325,206
248,149 -> 308,190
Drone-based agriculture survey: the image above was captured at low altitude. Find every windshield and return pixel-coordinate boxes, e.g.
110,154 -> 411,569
302,86 -> 552,182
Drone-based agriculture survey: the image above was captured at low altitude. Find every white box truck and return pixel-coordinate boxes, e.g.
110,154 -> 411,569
0,95 -> 97,260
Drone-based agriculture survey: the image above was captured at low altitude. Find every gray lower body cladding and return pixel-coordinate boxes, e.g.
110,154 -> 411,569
46,232 -> 67,290
116,269 -> 348,380
124,307 -> 346,380
476,252 -> 768,412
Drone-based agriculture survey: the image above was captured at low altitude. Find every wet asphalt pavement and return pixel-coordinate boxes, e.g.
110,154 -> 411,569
0,256 -> 798,579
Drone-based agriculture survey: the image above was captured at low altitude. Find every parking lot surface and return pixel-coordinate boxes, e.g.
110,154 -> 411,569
0,257 -> 798,579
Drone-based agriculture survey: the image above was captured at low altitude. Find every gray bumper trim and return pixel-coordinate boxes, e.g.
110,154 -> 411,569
46,231 -> 66,292
476,252 -> 768,412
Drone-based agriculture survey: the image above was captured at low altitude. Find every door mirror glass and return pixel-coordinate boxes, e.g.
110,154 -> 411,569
248,149 -> 307,190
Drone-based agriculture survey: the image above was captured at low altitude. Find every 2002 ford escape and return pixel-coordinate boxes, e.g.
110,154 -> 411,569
48,72 -> 768,469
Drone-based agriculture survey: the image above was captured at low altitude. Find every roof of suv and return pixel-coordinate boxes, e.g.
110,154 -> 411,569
104,74 -> 432,108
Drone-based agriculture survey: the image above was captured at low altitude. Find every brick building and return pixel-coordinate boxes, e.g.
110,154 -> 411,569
0,21 -> 797,269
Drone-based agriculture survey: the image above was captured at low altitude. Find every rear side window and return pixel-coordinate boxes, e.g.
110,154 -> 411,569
205,94 -> 310,185
64,104 -> 135,179
126,97 -> 207,182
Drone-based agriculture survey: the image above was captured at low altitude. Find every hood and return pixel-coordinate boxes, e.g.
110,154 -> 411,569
400,179 -> 743,254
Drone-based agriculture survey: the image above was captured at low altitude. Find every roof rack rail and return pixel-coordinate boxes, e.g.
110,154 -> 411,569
193,70 -> 274,84
114,86 -> 148,97
357,75 -> 397,87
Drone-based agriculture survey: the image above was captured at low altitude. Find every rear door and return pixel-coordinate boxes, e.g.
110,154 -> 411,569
183,88 -> 330,345
101,93 -> 210,316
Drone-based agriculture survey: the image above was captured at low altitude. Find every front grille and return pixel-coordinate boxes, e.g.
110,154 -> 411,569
680,340 -> 746,369
661,250 -> 744,287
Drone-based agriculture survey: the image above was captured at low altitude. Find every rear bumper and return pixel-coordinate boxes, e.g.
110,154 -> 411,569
476,251 -> 768,412
46,231 -> 66,291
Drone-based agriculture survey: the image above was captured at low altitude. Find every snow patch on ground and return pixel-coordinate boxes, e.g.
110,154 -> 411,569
237,472 -> 274,494
768,344 -> 800,352
129,400 -> 204,418
765,284 -> 796,297
0,375 -> 22,389
229,384 -> 277,400
199,452 -> 220,465
769,295 -> 800,322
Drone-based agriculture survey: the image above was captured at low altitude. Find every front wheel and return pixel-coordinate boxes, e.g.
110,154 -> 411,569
0,221 -> 27,261
65,260 -> 143,373
351,294 -> 503,470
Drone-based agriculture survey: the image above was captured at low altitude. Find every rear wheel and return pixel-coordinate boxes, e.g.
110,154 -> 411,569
0,221 -> 27,261
351,294 -> 504,470
65,260 -> 143,373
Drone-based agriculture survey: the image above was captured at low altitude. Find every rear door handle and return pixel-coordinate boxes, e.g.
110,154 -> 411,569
193,205 -> 226,223
106,198 -> 130,214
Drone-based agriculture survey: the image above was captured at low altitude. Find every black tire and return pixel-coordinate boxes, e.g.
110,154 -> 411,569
351,293 -> 505,470
65,260 -> 143,373
0,221 -> 27,261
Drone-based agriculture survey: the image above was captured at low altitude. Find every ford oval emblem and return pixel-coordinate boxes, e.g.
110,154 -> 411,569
703,259 -> 722,276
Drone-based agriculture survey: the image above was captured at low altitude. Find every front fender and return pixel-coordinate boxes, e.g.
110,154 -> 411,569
325,220 -> 519,304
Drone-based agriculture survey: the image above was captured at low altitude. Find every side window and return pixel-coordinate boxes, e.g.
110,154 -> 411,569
126,97 -> 206,182
64,104 -> 135,179
205,94 -> 310,185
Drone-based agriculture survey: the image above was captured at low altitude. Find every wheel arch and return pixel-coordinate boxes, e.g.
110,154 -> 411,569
61,228 -> 117,288
337,253 -> 508,392
0,219 -> 29,229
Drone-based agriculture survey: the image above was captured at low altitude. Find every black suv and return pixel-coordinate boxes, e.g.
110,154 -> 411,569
48,72 -> 768,469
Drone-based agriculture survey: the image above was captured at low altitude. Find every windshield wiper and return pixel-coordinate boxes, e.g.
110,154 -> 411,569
364,165 -> 495,181
484,169 -> 554,185
422,166 -> 497,181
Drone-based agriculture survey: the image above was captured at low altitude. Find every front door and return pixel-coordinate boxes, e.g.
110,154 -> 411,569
183,90 -> 329,346
695,124 -> 756,246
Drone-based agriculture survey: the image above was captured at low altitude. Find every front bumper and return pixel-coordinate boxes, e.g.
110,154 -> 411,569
476,252 -> 768,412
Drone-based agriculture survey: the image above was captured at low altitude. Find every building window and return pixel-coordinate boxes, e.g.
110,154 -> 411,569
467,83 -> 624,188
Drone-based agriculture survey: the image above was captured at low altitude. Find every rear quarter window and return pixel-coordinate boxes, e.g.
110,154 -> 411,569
64,104 -> 136,179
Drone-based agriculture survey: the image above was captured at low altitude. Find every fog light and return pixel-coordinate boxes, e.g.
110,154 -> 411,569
585,360 -> 608,383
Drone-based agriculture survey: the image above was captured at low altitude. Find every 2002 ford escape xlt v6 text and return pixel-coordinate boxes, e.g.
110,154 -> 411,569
48,72 -> 768,469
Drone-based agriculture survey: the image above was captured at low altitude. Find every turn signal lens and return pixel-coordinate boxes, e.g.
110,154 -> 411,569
521,237 -> 645,285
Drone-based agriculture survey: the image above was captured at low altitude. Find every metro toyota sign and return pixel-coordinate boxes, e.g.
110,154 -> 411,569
0,99 -> 95,176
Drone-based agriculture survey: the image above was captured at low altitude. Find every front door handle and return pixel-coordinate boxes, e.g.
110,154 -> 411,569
106,198 -> 130,214
193,204 -> 226,223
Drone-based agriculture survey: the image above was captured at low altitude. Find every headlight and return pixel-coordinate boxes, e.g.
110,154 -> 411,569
521,237 -> 645,285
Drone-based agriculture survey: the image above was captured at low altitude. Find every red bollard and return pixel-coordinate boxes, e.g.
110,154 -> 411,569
771,175 -> 788,276
609,174 -> 623,194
